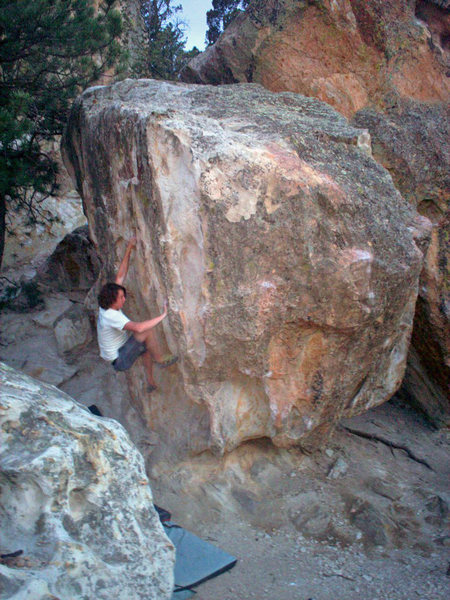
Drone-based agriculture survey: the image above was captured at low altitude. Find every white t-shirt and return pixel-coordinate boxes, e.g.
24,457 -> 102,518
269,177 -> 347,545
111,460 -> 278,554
97,308 -> 131,361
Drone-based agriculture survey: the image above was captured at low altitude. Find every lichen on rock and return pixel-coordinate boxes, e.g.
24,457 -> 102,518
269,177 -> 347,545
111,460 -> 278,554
179,0 -> 449,430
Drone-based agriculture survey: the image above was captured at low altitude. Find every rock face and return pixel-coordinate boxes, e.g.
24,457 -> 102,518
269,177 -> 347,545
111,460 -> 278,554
181,0 -> 449,119
53,304 -> 93,356
0,362 -> 174,600
1,185 -> 85,277
0,295 -> 79,386
62,79 -> 430,455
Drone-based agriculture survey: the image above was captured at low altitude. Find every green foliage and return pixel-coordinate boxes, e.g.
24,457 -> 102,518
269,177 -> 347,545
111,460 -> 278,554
206,0 -> 249,46
0,0 -> 124,267
138,0 -> 199,79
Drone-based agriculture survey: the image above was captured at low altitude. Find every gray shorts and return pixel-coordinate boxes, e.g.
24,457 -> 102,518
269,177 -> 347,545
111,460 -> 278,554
112,336 -> 146,371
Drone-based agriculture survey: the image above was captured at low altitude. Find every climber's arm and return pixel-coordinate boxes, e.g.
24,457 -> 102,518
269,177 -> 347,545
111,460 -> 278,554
123,304 -> 168,334
115,237 -> 136,285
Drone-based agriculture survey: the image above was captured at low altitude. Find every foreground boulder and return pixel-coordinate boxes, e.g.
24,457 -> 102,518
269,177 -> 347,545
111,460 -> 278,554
62,79 -> 429,455
0,362 -> 175,600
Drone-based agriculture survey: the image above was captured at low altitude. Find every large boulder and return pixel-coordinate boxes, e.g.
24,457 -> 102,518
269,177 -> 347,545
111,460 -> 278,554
0,362 -> 175,600
62,79 -> 430,456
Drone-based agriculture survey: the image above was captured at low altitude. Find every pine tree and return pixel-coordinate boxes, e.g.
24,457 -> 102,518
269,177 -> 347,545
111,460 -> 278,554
0,0 -> 123,268
205,0 -> 249,46
139,0 -> 199,79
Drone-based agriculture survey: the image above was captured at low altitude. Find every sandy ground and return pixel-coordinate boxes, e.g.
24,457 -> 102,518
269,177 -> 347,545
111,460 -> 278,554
186,521 -> 447,600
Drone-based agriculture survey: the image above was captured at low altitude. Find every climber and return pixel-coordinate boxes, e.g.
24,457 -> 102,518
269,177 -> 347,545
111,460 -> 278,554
96,237 -> 178,392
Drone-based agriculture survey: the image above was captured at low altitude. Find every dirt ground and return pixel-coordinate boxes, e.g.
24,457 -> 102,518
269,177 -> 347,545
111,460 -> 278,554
1,296 -> 449,600
154,400 -> 449,600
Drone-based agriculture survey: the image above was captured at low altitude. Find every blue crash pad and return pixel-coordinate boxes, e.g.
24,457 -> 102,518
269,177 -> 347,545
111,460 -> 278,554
164,522 -> 237,591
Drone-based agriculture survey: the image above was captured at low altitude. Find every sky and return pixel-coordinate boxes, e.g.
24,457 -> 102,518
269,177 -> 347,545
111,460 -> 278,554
180,0 -> 212,50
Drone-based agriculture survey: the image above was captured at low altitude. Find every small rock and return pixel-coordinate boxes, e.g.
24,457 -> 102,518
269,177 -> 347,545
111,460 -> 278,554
32,295 -> 73,328
289,493 -> 331,539
425,495 -> 449,524
327,457 -> 348,479
36,225 -> 100,292
53,304 -> 92,355
345,496 -> 388,547
366,476 -> 401,501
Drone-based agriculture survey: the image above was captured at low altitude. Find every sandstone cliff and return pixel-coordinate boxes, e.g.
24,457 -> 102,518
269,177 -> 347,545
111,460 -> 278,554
0,362 -> 174,600
62,79 -> 430,458
182,0 -> 449,118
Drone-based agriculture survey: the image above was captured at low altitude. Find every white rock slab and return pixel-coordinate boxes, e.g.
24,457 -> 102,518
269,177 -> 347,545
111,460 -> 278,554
0,362 -> 175,600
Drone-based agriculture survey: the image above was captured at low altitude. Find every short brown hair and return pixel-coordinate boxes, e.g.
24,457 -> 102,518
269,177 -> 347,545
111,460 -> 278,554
98,283 -> 126,309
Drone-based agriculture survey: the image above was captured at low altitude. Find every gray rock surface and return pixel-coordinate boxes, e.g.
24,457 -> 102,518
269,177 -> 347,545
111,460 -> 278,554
327,456 -> 349,479
36,225 -> 101,292
0,294 -> 79,387
62,78 -> 430,457
0,334 -> 78,387
53,304 -> 92,356
0,362 -> 175,600
31,295 -> 73,328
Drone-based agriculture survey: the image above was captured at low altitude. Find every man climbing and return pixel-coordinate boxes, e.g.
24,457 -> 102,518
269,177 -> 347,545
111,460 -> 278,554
97,237 -> 177,392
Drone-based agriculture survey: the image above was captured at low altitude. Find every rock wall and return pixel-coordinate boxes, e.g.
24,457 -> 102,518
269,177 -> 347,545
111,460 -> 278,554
62,79 -> 430,457
36,225 -> 101,293
1,142 -> 86,276
0,362 -> 175,600
353,100 -> 449,425
181,0 -> 449,119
